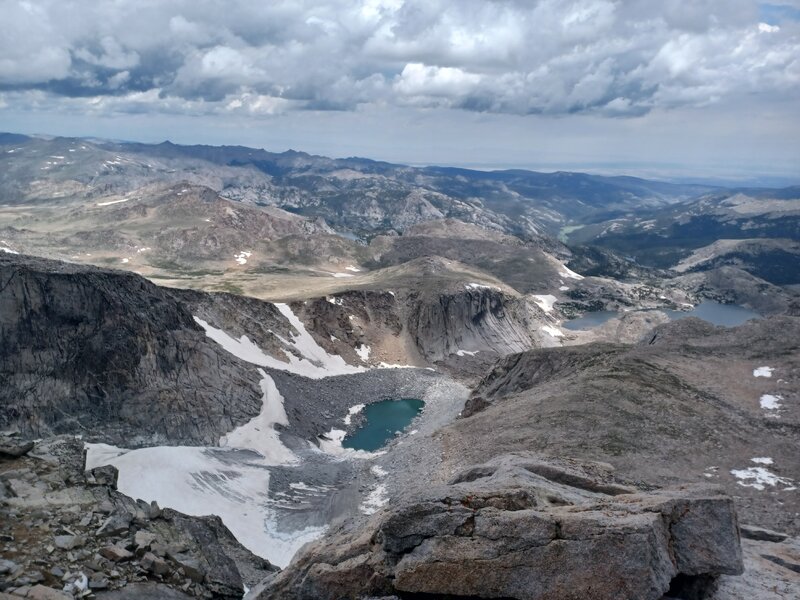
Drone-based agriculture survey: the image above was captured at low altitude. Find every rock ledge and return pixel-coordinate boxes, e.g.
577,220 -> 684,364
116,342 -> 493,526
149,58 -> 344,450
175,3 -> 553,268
257,454 -> 743,600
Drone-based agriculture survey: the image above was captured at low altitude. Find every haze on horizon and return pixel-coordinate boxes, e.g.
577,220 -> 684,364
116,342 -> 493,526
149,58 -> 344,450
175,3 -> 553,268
1,0 -> 799,185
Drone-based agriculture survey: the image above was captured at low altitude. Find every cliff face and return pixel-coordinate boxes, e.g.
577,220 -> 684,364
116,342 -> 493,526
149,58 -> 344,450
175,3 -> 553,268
407,287 -> 535,362
295,285 -> 539,369
0,254 -> 262,446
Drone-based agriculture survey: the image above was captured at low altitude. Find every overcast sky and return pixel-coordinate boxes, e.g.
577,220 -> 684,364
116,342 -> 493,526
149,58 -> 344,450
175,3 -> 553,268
1,0 -> 798,182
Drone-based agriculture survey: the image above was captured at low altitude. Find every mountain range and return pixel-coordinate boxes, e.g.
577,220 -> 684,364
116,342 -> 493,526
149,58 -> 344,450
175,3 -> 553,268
1,131 -> 798,600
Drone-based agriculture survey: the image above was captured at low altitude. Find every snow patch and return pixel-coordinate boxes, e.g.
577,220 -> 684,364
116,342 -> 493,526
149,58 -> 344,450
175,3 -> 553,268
327,296 -> 344,305
85,443 -> 322,567
558,265 -> 584,280
234,250 -> 252,265
753,366 -> 774,378
751,457 -> 773,465
120,258 -> 129,264
355,344 -> 371,362
343,404 -> 365,426
219,370 -> 296,464
332,272 -> 354,278
455,349 -> 478,357
559,286 -> 570,291
345,265 -> 361,272
465,282 -> 497,291
730,466 -> 794,491
532,294 -> 558,313
0,245 -> 19,254
195,304 -> 366,379
541,325 -> 564,338
316,426 -> 386,460
371,465 -> 388,478
96,198 -> 131,207
360,484 -> 388,515
760,394 -> 782,413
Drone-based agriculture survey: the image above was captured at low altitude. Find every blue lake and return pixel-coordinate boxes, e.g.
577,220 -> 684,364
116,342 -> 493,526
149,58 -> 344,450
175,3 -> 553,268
342,398 -> 424,452
563,301 -> 761,331
663,300 -> 761,327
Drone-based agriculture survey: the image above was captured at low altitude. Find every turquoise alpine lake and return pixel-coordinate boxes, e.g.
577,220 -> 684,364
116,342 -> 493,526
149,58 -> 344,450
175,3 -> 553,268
563,301 -> 761,331
342,398 -> 425,452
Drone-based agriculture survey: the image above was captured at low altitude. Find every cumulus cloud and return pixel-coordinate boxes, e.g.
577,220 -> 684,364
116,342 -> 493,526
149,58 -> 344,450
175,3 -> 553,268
0,0 -> 797,117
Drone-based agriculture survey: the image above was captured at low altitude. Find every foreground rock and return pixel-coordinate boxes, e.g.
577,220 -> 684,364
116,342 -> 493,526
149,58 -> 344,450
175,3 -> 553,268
455,316 -> 800,534
0,436 -> 276,599
257,454 -> 743,600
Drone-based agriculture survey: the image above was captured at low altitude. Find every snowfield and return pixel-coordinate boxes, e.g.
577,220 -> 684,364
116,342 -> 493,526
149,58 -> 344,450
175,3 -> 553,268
85,443 -> 322,567
194,303 -> 366,379
85,368 -> 322,566
541,325 -> 564,338
219,370 -> 296,463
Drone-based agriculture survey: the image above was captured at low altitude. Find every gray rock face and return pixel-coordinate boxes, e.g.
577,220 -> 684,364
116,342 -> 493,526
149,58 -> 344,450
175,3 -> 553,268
0,435 -> 34,458
293,269 -> 539,367
407,285 -> 536,362
0,254 -> 263,446
257,455 -> 743,600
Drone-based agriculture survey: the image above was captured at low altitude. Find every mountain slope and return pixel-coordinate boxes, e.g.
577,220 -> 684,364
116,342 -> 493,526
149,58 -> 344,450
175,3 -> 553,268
450,316 -> 800,533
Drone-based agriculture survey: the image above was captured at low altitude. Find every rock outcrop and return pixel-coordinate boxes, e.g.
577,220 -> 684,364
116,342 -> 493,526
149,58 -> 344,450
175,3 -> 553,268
256,454 -> 743,600
0,436 -> 277,598
450,316 -> 800,535
0,254 -> 263,446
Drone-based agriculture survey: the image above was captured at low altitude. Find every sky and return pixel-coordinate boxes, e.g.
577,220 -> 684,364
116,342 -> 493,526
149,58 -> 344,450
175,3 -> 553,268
1,0 -> 798,183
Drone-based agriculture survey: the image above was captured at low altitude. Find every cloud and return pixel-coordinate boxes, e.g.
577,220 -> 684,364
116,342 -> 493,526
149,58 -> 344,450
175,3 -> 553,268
0,0 -> 797,118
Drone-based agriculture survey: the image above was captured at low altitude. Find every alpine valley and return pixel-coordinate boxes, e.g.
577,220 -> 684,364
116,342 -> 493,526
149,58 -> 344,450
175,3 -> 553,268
1,132 -> 798,600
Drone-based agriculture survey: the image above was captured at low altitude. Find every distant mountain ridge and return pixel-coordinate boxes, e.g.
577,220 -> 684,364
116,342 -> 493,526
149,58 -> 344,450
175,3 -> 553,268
1,131 -> 725,239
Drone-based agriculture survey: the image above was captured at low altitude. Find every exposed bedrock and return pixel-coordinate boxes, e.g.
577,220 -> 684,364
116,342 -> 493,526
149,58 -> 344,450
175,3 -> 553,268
256,454 -> 743,600
407,287 -> 536,362
296,285 -> 540,367
453,316 -> 800,535
0,254 -> 263,446
0,435 -> 276,598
